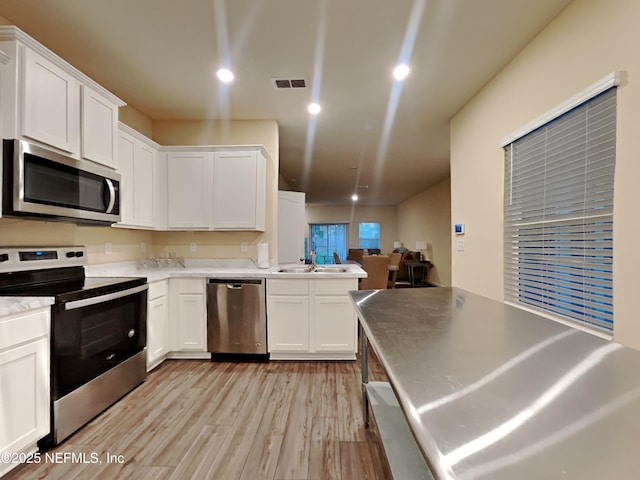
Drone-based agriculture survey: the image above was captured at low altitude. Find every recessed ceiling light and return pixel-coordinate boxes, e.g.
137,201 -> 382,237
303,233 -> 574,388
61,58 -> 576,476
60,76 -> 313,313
216,68 -> 234,83
308,103 -> 321,115
351,194 -> 359,201
393,64 -> 410,81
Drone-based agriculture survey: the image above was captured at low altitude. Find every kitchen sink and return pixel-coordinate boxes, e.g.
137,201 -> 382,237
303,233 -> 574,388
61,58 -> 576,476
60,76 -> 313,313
277,266 -> 314,273
276,266 -> 348,273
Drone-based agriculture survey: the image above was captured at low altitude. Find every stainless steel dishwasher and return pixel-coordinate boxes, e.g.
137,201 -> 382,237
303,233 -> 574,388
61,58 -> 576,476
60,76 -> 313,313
206,278 -> 267,357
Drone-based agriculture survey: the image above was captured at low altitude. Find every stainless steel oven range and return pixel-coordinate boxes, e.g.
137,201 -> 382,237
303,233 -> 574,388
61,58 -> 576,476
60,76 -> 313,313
0,246 -> 147,446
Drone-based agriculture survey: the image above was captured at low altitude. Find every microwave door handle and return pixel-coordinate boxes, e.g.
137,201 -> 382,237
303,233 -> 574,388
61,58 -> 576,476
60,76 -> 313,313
64,284 -> 148,310
105,178 -> 116,214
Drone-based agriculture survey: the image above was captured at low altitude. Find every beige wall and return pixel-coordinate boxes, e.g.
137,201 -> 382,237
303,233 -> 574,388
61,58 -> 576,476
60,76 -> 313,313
0,217 -> 154,264
450,0 -> 640,349
119,105 -> 153,138
304,205 -> 398,254
397,178 -> 451,286
152,120 -> 278,162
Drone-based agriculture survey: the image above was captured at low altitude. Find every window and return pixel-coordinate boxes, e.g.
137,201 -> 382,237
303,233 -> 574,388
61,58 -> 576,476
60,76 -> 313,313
504,87 -> 616,332
310,223 -> 347,264
359,222 -> 380,250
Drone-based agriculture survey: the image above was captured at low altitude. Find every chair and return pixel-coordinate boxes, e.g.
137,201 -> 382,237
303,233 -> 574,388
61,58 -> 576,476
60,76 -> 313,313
333,252 -> 342,264
359,255 -> 390,290
387,252 -> 402,288
347,249 -> 364,263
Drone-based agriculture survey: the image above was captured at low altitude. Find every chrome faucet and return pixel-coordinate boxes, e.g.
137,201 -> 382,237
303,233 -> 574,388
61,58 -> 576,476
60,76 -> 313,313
306,251 -> 317,272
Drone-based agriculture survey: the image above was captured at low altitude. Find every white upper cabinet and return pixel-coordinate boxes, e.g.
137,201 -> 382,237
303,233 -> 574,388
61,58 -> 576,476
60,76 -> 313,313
22,48 -> 80,154
81,84 -> 118,168
118,132 -> 136,225
164,146 -> 267,231
116,126 -> 157,229
212,151 -> 266,231
166,151 -> 213,230
0,27 -> 125,167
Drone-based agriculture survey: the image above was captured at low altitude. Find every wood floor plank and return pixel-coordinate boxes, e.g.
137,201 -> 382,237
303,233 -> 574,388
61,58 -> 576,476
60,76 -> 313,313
336,367 -> 367,442
202,366 -> 278,479
239,362 -> 297,480
4,357 -> 395,480
308,417 -> 341,480
167,425 -> 229,479
313,362 -> 338,418
273,362 -> 318,480
340,441 -> 379,480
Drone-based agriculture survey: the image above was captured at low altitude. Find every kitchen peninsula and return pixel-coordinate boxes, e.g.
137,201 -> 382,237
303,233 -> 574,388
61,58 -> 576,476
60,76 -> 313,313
351,287 -> 640,480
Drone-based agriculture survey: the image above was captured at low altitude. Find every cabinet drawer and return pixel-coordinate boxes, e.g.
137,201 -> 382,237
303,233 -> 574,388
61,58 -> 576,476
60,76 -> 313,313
176,278 -> 204,294
268,279 -> 309,295
0,308 -> 49,351
313,279 -> 358,296
148,280 -> 168,300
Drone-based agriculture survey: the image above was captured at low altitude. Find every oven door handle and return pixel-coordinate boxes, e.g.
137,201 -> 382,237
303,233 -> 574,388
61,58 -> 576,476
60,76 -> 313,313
64,284 -> 148,310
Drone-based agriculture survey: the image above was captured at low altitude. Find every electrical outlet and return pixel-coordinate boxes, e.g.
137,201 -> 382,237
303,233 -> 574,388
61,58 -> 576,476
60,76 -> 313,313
240,242 -> 248,252
139,242 -> 146,253
456,239 -> 465,252
105,242 -> 112,255
189,242 -> 197,252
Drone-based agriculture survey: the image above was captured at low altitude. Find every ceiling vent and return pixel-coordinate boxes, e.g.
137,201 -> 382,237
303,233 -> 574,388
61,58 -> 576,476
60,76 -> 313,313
272,78 -> 307,89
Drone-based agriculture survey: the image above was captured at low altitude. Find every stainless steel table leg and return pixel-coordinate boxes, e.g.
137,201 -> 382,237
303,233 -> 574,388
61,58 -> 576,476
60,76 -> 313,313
360,322 -> 370,427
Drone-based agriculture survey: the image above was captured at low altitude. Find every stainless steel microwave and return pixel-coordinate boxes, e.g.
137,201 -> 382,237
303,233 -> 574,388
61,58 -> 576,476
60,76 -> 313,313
2,139 -> 121,225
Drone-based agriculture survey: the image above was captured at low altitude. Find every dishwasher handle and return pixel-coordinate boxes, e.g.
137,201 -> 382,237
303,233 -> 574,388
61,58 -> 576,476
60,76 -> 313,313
208,278 -> 264,286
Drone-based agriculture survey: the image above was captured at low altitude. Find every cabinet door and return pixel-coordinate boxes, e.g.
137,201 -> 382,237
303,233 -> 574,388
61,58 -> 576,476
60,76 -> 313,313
0,338 -> 49,460
22,48 -> 79,154
212,151 -> 264,230
134,143 -> 155,227
312,295 -> 357,352
167,152 -> 212,229
81,85 -> 118,168
267,295 -> 310,352
117,133 -> 136,225
173,293 -> 206,351
147,295 -> 168,369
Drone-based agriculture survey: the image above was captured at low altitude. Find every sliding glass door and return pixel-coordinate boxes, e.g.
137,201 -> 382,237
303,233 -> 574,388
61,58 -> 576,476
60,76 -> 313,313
309,223 -> 347,264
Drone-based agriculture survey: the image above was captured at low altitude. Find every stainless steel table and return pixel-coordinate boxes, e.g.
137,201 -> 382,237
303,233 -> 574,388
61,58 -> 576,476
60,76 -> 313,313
350,287 -> 640,480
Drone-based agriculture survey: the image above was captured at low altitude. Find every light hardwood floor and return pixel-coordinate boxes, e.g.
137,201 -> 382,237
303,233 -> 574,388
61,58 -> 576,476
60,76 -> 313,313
5,355 -> 392,480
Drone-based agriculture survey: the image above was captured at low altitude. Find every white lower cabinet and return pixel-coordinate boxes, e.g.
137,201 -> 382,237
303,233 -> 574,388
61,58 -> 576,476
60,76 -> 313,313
146,280 -> 168,370
312,295 -> 356,352
268,295 -> 310,352
0,307 -> 50,477
267,278 -> 358,360
168,278 -> 208,357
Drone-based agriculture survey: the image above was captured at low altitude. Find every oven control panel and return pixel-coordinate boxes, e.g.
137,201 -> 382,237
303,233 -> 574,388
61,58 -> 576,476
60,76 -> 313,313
0,246 -> 87,273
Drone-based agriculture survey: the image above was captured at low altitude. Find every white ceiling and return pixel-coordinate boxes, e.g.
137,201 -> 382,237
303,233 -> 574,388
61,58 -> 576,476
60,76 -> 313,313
0,0 -> 572,205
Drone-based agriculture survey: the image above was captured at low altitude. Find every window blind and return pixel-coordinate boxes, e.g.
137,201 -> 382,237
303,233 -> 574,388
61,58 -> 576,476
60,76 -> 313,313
504,88 -> 616,332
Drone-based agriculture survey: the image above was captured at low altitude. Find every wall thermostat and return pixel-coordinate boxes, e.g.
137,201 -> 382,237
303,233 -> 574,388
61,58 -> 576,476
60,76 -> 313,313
454,223 -> 465,235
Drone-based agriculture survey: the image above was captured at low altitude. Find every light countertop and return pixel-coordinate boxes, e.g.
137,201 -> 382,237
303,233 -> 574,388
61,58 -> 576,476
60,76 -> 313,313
0,260 -> 365,318
85,260 -> 366,282
0,296 -> 54,317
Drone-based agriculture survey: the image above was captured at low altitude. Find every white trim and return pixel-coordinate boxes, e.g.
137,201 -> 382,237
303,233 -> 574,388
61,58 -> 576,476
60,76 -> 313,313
119,121 -> 161,149
161,143 -> 271,160
500,71 -> 622,147
504,300 -> 613,341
